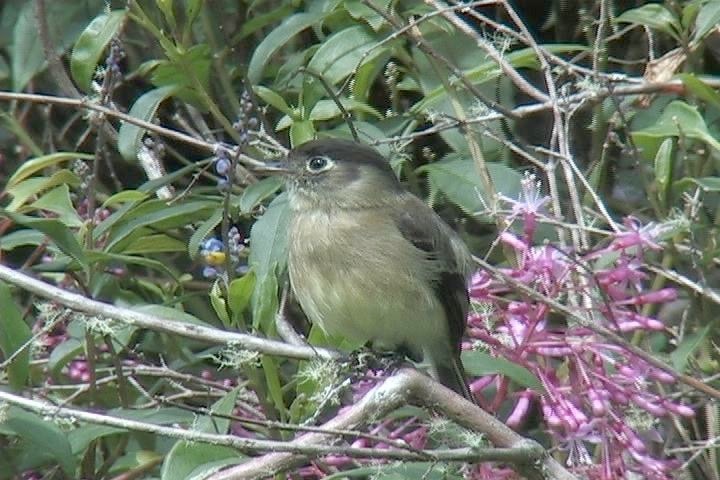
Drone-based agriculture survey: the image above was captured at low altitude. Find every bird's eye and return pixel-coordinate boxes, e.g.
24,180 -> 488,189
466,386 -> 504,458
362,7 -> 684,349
306,155 -> 332,172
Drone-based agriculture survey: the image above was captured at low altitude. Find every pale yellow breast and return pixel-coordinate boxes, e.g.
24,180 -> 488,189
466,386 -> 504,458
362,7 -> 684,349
288,209 -> 447,352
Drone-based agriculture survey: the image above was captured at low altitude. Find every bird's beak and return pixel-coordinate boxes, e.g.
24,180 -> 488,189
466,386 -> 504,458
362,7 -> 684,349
254,161 -> 292,175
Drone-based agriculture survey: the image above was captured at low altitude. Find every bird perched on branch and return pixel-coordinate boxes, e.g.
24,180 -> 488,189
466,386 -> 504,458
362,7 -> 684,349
278,138 -> 474,402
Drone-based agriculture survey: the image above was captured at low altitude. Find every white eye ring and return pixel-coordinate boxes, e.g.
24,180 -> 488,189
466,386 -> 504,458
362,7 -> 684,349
306,155 -> 334,173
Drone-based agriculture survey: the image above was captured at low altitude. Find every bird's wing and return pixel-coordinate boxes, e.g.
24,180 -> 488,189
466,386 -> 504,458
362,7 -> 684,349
391,194 -> 472,348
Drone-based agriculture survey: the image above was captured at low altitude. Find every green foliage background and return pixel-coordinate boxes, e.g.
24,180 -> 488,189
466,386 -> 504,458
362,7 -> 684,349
0,0 -> 719,479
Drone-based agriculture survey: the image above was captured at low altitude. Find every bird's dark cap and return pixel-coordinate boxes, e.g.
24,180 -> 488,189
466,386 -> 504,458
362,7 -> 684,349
290,138 -> 393,173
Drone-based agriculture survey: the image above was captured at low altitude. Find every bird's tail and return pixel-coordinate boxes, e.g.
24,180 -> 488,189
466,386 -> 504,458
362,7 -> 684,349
427,350 -> 476,404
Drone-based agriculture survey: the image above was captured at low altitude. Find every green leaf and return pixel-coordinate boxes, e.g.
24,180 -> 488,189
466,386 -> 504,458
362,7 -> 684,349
248,193 -> 290,282
248,11 -> 326,83
0,281 -> 32,389
653,138 -> 674,207
693,0 -> 720,43
237,176 -> 284,213
6,170 -> 82,212
671,323 -> 712,371
344,0 -> 390,31
11,0 -> 105,91
253,86 -> 293,115
47,338 -> 84,376
462,350 -> 543,391
161,444 -> 240,480
0,209 -> 87,267
30,184 -> 84,227
210,280 -> 230,326
616,4 -> 681,40
118,85 -> 179,162
151,44 -> 212,106
290,120 -> 316,146
251,267 -> 279,331
0,230 -> 47,251
412,45 -> 586,114
677,73 -> 720,109
306,25 -> 382,85
101,190 -> 149,208
228,271 -> 256,322
123,233 -> 187,254
4,407 -> 77,476
7,152 -> 93,188
308,98 -> 382,121
70,10 -> 126,91
103,199 -> 216,252
67,424 -> 125,455
689,177 -> 720,191
632,100 -> 720,159
419,155 -> 523,214
188,209 -> 222,259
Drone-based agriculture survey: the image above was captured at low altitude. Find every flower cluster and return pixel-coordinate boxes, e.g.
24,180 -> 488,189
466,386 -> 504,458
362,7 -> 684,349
233,89 -> 260,144
465,181 -> 692,479
200,226 -> 246,279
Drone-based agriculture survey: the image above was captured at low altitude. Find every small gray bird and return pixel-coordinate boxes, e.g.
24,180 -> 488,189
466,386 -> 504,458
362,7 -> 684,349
284,138 -> 474,401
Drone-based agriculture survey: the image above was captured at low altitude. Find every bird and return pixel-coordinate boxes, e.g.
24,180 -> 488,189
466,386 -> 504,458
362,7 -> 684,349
282,138 -> 475,401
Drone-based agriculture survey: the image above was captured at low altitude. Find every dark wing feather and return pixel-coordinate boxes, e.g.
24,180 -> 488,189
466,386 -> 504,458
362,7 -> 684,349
391,194 -> 471,352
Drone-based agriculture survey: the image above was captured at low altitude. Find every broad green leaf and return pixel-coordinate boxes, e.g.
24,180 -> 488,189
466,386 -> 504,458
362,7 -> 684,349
689,177 -> 720,191
0,281 -> 32,389
4,407 -> 77,476
462,350 -> 543,391
248,193 -> 290,332
344,0 -> 390,31
198,386 -> 241,433
671,323 -> 712,371
253,86 -> 293,115
11,0 -> 105,91
47,338 -> 84,376
419,155 -> 523,214
235,3 -> 294,41
693,0 -> 720,43
248,193 -> 290,282
70,10 -> 127,91
677,73 -> 720,109
151,44 -> 212,106
68,424 -> 125,455
6,169 -> 82,212
0,230 -> 46,251
85,251 -> 179,280
101,190 -> 149,208
306,25 -> 382,85
616,4 -> 681,40
276,98 -> 382,130
290,120 -> 316,146
228,271 -> 256,323
0,209 -> 87,267
30,184 -> 84,227
161,444 -> 241,480
412,44 -> 586,114
118,85 -> 179,162
123,233 -> 187,254
632,100 -> 720,159
7,152 -> 93,188
248,12 -> 326,83
252,267 -> 279,331
237,176 -> 284,213
103,199 -> 216,252
654,138 -> 674,207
